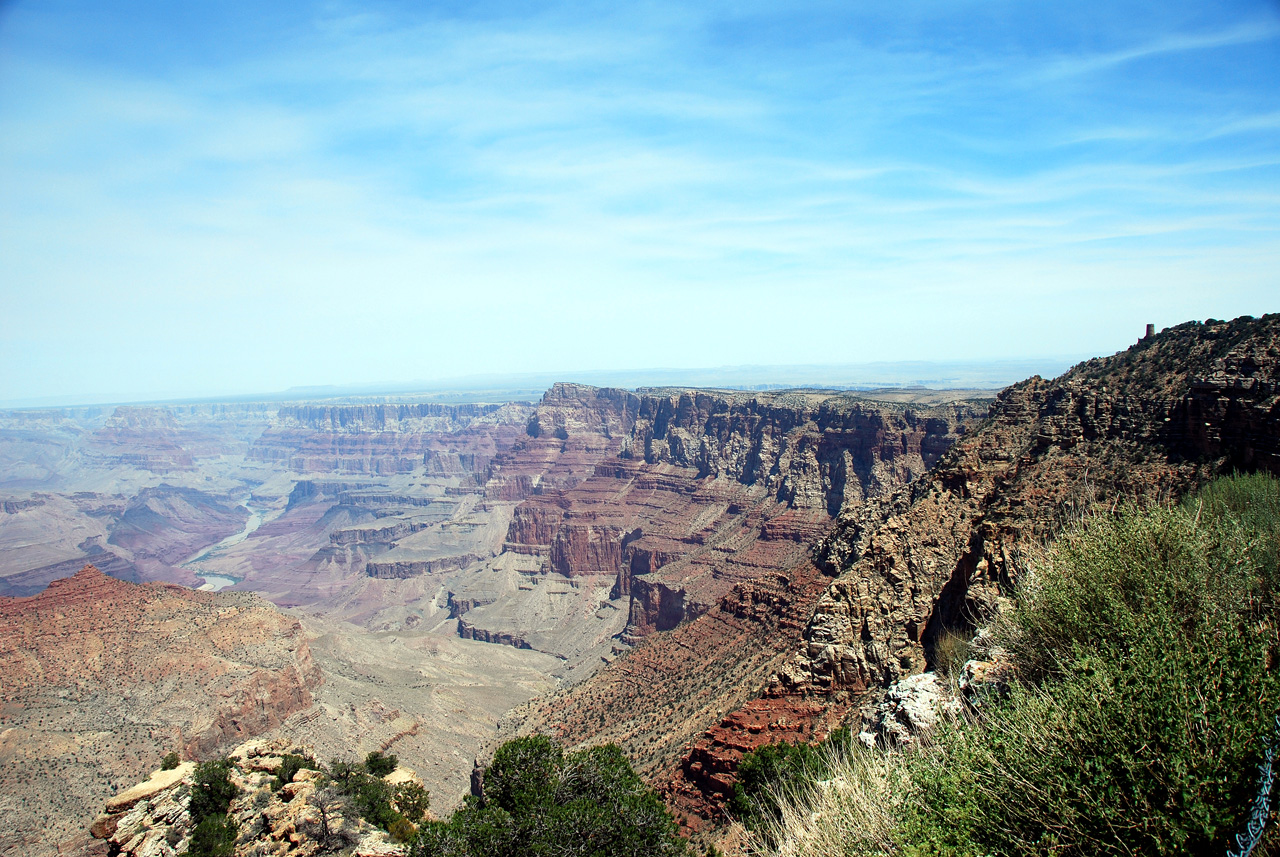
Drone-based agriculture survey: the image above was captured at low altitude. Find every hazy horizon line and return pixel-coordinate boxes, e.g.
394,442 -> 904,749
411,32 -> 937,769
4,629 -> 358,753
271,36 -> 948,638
0,354 -> 1092,411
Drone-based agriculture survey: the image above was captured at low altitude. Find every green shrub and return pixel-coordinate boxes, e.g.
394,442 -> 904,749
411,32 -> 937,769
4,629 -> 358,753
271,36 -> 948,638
321,754 -> 416,832
388,815 -> 417,843
411,737 -> 687,857
365,750 -> 398,777
730,740 -> 823,831
188,814 -> 238,857
190,759 -> 239,824
483,735 -> 562,813
160,751 -> 181,771
352,775 -> 400,828
902,482 -> 1280,855
394,781 -> 430,823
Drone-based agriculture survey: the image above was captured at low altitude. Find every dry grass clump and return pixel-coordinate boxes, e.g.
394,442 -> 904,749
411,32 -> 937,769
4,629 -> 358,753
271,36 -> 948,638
747,741 -> 908,857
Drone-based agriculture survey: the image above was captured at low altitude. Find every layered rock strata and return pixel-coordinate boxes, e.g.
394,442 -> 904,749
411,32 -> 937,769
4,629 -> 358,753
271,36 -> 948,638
502,387 -> 987,799
478,386 -> 983,654
250,403 -> 533,475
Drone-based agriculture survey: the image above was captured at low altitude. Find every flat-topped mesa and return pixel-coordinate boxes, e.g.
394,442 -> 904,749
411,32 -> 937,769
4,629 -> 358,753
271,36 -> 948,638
365,553 -> 483,579
2,497 -> 46,513
329,519 -> 431,545
275,401 -> 511,430
84,405 -> 196,472
250,401 -> 534,475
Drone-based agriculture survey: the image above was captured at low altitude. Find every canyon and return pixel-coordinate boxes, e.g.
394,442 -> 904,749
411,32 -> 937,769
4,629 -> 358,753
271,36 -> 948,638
4,314 -> 1278,855
0,379 -> 989,855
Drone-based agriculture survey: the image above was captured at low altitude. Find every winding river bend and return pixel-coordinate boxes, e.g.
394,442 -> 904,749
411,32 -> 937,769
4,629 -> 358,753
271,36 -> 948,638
181,500 -> 274,590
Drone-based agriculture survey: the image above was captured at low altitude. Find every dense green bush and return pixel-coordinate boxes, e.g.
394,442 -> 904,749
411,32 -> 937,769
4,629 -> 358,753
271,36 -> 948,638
901,478 -> 1280,856
351,775 -> 400,829
394,781 -> 431,823
190,758 -> 239,824
160,751 -> 181,771
731,739 -> 823,831
327,757 -> 361,786
188,814 -> 238,857
318,749 -> 426,834
748,474 -> 1280,856
366,750 -> 398,777
323,761 -> 402,830
411,735 -> 687,857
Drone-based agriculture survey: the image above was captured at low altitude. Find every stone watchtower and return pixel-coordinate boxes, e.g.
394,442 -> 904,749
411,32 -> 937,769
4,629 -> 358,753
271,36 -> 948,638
1144,323 -> 1155,340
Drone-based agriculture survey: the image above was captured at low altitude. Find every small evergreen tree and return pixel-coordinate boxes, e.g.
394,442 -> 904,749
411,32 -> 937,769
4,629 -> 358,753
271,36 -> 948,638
394,781 -> 430,823
188,814 -> 238,857
365,750 -> 398,777
190,758 -> 239,824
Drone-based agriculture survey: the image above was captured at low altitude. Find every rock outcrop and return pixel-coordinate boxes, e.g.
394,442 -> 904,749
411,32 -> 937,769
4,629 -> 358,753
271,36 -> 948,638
664,314 -> 1280,826
87,739 -> 419,857
785,315 -> 1280,696
0,565 -> 322,856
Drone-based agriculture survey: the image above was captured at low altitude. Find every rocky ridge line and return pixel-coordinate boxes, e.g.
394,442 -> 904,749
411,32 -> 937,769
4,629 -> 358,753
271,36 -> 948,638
665,314 -> 1280,825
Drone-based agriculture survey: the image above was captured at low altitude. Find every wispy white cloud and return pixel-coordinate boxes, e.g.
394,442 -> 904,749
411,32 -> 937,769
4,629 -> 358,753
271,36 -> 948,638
1035,20 -> 1280,80
1,0 -> 1278,401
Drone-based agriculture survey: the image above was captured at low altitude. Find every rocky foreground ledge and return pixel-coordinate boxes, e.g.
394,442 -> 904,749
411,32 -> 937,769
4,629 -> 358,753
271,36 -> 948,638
87,739 -> 420,857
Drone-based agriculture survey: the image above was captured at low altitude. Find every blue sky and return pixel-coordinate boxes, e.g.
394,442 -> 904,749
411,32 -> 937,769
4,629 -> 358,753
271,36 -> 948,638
2,0 -> 1278,404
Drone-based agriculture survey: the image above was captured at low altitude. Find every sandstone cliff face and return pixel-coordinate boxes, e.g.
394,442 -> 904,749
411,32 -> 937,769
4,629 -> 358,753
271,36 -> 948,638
664,315 -> 1280,827
503,389 -> 987,812
0,565 -> 322,857
494,387 -> 982,647
623,391 -> 964,515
